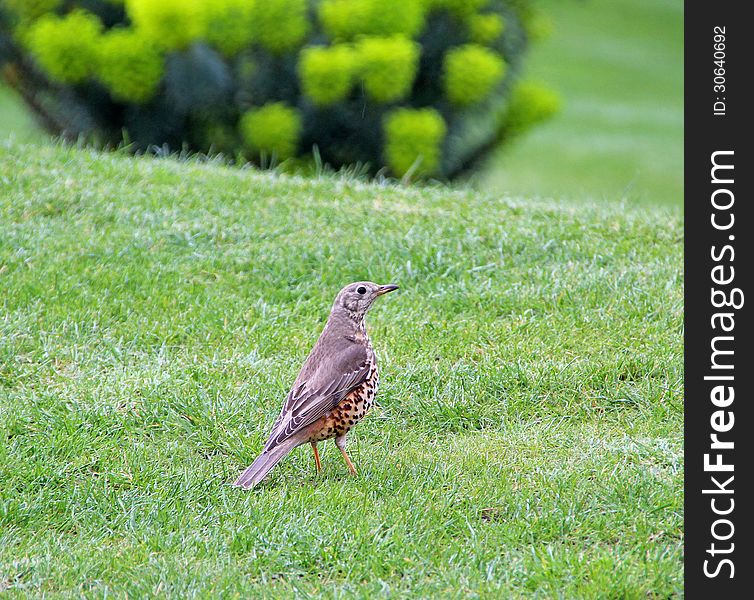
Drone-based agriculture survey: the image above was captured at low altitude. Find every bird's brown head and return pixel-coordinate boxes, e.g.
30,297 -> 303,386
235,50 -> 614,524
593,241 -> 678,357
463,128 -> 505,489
334,281 -> 399,321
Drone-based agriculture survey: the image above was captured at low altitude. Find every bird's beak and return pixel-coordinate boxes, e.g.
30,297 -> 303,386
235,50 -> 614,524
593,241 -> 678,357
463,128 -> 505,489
375,284 -> 399,296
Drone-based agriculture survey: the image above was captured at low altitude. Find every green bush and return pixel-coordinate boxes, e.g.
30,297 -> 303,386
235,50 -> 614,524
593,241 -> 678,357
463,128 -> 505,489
384,108 -> 446,178
298,44 -> 356,106
444,44 -> 506,106
96,29 -> 163,103
1,0 -> 558,179
355,36 -> 419,103
3,0 -> 61,22
24,10 -> 101,83
319,0 -> 426,40
249,0 -> 309,54
500,80 -> 562,137
239,103 -> 302,160
203,0 -> 255,56
468,13 -> 505,44
430,0 -> 489,19
125,0 -> 205,51
508,0 -> 554,42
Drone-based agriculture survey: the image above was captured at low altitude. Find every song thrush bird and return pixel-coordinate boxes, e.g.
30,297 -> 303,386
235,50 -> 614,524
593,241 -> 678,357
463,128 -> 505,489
233,281 -> 399,489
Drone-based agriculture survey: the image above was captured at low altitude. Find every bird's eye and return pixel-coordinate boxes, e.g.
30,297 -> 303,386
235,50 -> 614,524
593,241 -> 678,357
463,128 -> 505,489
357,286 -> 366,295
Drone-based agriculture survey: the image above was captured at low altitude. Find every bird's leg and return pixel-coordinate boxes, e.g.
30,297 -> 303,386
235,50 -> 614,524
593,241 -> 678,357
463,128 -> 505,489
311,441 -> 322,473
339,448 -> 358,476
335,435 -> 358,476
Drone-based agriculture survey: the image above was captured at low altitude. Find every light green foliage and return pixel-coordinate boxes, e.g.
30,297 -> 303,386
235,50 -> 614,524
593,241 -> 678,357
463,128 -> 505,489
96,29 -> 164,103
249,0 -> 309,53
428,0 -> 488,18
443,43 -> 506,106
239,103 -> 301,159
509,0 -> 554,42
125,0 -> 206,50
355,36 -> 420,103
384,108 -> 446,177
0,140 -> 683,597
24,10 -> 101,84
3,0 -> 61,22
202,0 -> 256,56
318,0 -> 426,41
298,44 -> 357,106
468,12 -> 505,44
317,0 -> 365,41
500,80 -> 561,137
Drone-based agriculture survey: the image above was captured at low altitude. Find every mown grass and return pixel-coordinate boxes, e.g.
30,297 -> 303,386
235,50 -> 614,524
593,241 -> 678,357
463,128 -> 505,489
0,140 -> 683,597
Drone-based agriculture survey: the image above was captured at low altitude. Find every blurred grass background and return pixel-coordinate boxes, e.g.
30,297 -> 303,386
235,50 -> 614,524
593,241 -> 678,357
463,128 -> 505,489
476,0 -> 683,205
0,0 -> 683,206
0,85 -> 45,144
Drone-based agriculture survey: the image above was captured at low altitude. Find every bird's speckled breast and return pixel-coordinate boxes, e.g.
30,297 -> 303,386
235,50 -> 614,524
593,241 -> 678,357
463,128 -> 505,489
306,361 -> 379,442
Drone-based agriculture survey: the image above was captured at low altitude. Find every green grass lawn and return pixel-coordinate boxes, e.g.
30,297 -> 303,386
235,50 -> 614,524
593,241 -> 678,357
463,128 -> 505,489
0,140 -> 683,597
477,0 -> 683,206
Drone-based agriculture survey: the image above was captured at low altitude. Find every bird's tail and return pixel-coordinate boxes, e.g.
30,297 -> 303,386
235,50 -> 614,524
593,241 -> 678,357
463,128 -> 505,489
233,437 -> 298,489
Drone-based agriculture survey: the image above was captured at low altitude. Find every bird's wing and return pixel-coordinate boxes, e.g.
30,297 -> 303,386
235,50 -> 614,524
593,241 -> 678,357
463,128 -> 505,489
266,343 -> 371,448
